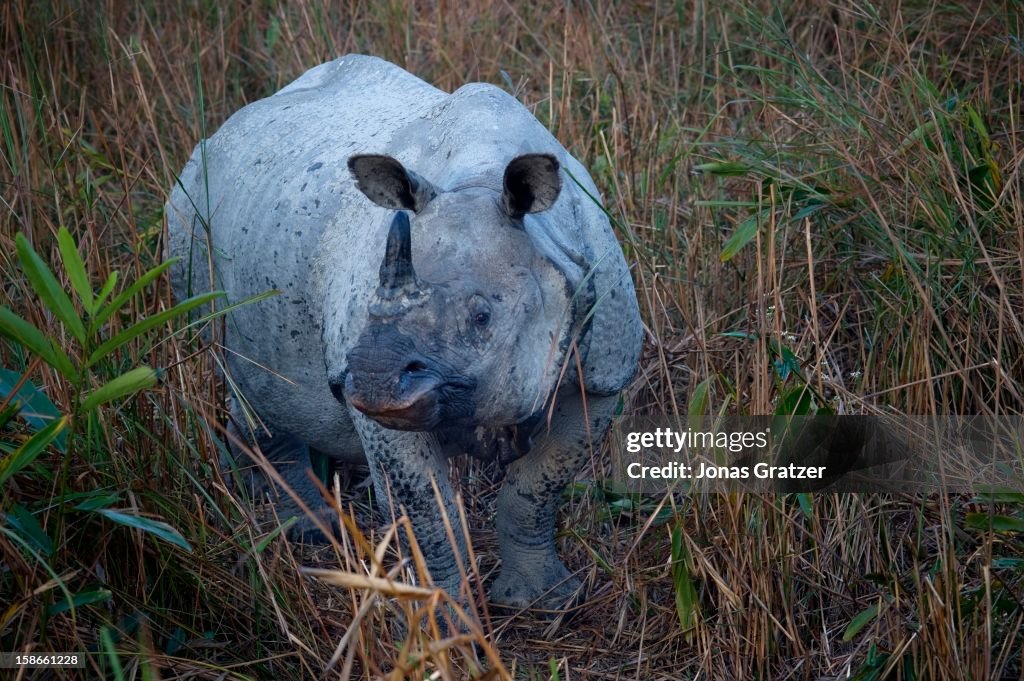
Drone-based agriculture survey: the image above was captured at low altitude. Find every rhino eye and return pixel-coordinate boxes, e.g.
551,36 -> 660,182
469,296 -> 492,329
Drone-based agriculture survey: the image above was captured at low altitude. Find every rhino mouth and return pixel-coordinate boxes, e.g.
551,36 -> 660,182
342,370 -> 475,431
342,318 -> 477,430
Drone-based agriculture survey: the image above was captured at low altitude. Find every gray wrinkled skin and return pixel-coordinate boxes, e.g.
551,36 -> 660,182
166,55 -> 643,609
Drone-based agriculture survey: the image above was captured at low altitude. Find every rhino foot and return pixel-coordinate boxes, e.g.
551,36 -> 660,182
490,554 -> 583,611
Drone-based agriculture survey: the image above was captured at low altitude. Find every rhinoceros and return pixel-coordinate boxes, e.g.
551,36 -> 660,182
166,55 -> 642,609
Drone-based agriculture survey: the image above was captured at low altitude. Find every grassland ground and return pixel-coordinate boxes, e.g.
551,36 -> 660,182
2,1 -> 1023,678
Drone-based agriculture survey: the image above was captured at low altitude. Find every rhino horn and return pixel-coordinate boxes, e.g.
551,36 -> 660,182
378,211 -> 419,296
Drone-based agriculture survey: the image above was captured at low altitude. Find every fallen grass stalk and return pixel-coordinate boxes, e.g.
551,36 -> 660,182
300,568 -> 439,599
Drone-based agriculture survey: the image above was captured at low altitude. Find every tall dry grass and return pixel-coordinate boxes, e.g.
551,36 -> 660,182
2,0 -> 1023,679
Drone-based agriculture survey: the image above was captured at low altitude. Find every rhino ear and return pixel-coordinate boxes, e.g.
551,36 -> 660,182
348,155 -> 437,212
502,153 -> 561,219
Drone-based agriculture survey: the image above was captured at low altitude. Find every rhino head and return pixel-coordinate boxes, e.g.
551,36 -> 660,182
331,153 -> 577,432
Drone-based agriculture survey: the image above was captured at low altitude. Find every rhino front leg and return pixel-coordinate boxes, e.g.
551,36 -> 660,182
348,409 -> 469,599
492,391 -> 618,609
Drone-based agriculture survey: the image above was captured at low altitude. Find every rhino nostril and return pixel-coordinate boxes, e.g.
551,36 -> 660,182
328,376 -> 346,403
403,360 -> 428,375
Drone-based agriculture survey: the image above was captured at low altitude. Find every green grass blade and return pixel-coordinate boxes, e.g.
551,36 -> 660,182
0,415 -> 67,485
5,503 -> 53,557
670,524 -> 699,632
56,226 -> 94,314
15,233 -> 86,343
177,289 -> 278,333
692,161 -> 750,176
0,368 -> 66,451
253,517 -> 297,553
796,493 -> 813,519
96,508 -> 193,552
71,492 -> 122,511
0,367 -> 61,431
86,291 -> 224,368
46,588 -> 112,616
79,366 -> 157,413
0,402 -> 18,430
843,603 -> 880,641
720,209 -> 767,262
92,258 -> 177,330
94,271 -> 119,312
687,376 -> 712,431
965,513 -> 1024,533
0,307 -> 77,380
100,626 -> 125,681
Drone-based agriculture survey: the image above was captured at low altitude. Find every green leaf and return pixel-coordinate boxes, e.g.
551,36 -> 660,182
792,202 -> 826,222
0,306 -> 77,379
0,368 -> 63,437
265,15 -> 281,50
47,589 -> 112,617
965,513 -> 1024,534
96,508 -> 193,552
94,271 -> 118,311
87,291 -> 224,368
165,627 -> 188,656
92,258 -> 176,330
692,161 -> 750,176
965,104 -> 991,148
72,492 -> 122,512
971,490 -> 1024,504
57,226 -> 94,314
0,402 -> 18,430
5,504 -> 53,557
720,209 -> 767,262
719,330 -> 757,340
843,603 -> 880,641
795,493 -> 813,519
767,339 -> 802,380
253,517 -> 297,553
992,557 -> 1024,570
15,233 -> 86,343
897,118 -> 937,153
548,657 -> 561,681
100,626 -> 125,681
311,448 -> 330,486
177,289 -> 278,333
0,416 -> 67,485
775,385 -> 815,416
671,524 -> 699,632
687,376 -> 712,431
80,366 -> 156,413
